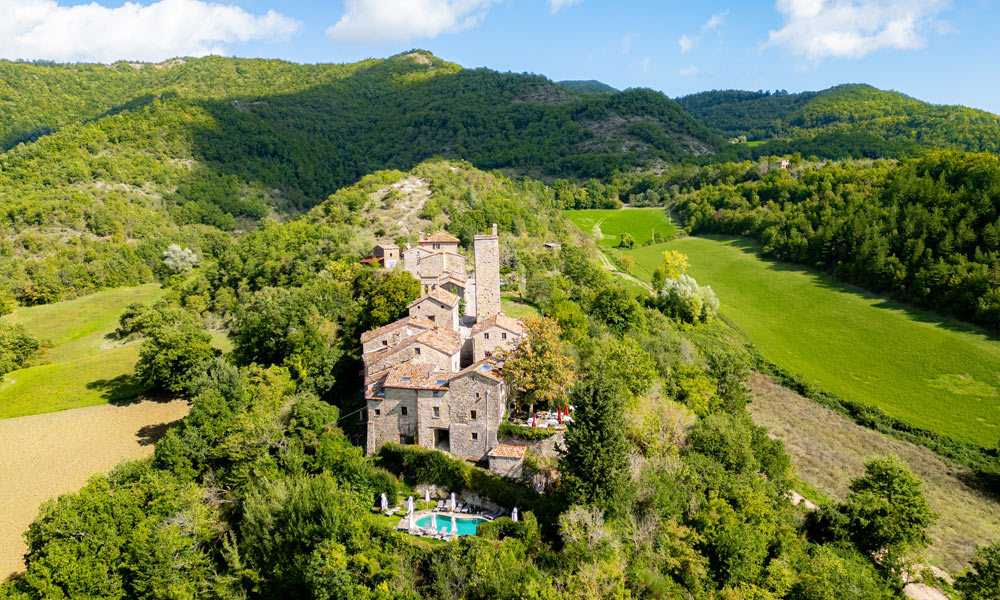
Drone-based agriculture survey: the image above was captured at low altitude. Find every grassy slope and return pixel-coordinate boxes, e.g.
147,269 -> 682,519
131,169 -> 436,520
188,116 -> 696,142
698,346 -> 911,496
563,208 -> 676,248
501,295 -> 541,319
0,285 -> 165,419
625,236 -> 1000,447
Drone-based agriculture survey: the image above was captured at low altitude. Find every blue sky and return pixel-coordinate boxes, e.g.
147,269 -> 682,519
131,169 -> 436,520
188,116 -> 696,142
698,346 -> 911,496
4,0 -> 999,113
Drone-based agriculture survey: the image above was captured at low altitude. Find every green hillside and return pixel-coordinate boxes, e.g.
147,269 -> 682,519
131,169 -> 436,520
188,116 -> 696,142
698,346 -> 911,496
625,236 -> 1000,447
679,84 -> 1000,158
563,208 -> 676,247
0,51 -> 720,308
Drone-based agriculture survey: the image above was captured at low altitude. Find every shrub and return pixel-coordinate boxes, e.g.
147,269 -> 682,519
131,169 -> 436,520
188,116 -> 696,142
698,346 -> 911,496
499,422 -> 557,440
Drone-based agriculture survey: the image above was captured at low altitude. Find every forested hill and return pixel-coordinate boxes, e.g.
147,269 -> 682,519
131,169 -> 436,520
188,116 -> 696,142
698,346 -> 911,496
678,84 -> 1000,158
557,80 -> 619,94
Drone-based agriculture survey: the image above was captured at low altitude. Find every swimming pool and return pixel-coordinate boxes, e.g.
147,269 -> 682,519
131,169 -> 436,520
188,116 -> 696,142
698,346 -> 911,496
414,515 -> 488,535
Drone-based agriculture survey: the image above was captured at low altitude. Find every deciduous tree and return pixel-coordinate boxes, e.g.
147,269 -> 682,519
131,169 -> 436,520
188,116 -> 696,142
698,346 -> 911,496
499,316 -> 576,415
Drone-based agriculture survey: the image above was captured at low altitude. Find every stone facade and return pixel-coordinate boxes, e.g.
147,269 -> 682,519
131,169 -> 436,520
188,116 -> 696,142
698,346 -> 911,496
487,444 -> 527,479
361,224 -> 524,462
474,224 -> 501,321
407,289 -> 460,331
471,314 -> 524,362
373,244 -> 399,269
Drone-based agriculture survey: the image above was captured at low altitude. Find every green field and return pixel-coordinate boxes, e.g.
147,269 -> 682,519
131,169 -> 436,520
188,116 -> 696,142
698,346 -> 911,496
563,208 -> 676,248
501,295 -> 541,319
0,285 -> 166,419
625,236 -> 1000,447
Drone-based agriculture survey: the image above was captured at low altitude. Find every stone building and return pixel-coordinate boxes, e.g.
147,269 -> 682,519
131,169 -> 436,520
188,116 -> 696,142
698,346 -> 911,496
407,288 -> 460,331
373,244 -> 399,269
361,224 -> 527,461
487,444 -> 527,479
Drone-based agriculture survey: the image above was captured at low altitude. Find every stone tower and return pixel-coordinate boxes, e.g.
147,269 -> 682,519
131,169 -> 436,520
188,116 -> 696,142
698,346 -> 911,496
474,223 -> 501,321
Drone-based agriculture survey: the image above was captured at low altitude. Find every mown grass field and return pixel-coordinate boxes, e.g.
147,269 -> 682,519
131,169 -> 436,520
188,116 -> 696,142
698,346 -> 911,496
0,285 -> 166,419
563,208 -> 676,248
501,294 -> 541,319
624,236 -> 1000,446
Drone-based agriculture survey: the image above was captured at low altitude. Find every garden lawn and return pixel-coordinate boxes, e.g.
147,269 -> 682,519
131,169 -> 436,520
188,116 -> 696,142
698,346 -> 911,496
0,285 -> 166,419
626,236 -> 1000,447
501,295 -> 541,319
563,208 -> 676,248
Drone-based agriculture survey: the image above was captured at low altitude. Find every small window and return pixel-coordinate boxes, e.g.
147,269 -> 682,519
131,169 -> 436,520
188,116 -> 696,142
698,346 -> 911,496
401,407 -> 408,416
471,432 -> 478,441
415,347 -> 421,355
433,407 -> 440,417
485,351 -> 492,357
434,243 -> 440,250
382,340 -> 388,346
501,332 -> 507,340
475,392 -> 481,399
484,332 -> 490,340
428,315 -> 435,322
433,391 -> 441,398
374,409 -> 381,417
470,410 -> 477,420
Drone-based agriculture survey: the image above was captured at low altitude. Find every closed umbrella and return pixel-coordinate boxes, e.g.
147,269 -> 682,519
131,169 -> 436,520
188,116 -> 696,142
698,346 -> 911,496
431,513 -> 438,531
451,515 -> 458,535
449,492 -> 456,512
407,496 -> 414,515
511,507 -> 518,523
408,510 -> 415,530
424,489 -> 430,503
380,493 -> 388,511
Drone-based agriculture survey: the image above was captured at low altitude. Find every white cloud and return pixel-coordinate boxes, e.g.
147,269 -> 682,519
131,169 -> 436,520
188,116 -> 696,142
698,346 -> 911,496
702,10 -> 728,31
640,56 -> 652,72
765,0 -> 950,60
328,0 -> 498,43
678,34 -> 696,53
621,32 -> 635,54
0,0 -> 300,63
679,65 -> 698,76
549,0 -> 581,13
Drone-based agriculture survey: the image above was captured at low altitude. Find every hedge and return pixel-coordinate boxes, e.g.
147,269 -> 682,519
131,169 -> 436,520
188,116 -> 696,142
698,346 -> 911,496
499,422 -> 558,441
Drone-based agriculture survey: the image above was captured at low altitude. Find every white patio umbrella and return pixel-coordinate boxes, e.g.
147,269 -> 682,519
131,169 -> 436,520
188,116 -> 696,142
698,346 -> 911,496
424,488 -> 431,503
451,515 -> 458,535
449,492 -> 456,511
380,493 -> 388,511
511,507 -> 519,522
431,513 -> 438,531
407,496 -> 414,515
408,510 -> 415,530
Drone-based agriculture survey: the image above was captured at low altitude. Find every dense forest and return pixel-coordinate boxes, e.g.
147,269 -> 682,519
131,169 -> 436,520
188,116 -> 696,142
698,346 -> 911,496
6,160 -> 990,600
679,85 -> 1000,159
0,51 -> 721,308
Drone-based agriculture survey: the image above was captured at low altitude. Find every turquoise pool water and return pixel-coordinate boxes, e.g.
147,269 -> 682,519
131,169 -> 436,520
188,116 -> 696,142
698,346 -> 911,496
415,515 -> 487,535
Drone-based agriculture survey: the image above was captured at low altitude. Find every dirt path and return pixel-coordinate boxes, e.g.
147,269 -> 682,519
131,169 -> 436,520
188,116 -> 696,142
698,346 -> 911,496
0,400 -> 189,579
748,372 -> 1000,574
597,251 -> 653,291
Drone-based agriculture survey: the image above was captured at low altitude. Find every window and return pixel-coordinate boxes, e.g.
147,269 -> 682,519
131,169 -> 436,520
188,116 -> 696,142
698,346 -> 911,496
433,243 -> 440,250
382,340 -> 388,346
433,391 -> 441,398
401,407 -> 408,416
428,315 -> 435,322
484,332 -> 490,340
501,332 -> 507,340
415,347 -> 421,355
471,432 -> 479,441
470,410 -> 477,420
374,409 -> 381,417
433,407 -> 440,417
475,392 -> 481,399
485,351 -> 492,357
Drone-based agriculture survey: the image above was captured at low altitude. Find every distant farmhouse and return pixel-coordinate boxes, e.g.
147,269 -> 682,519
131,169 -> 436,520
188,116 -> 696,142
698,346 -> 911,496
361,225 -> 525,462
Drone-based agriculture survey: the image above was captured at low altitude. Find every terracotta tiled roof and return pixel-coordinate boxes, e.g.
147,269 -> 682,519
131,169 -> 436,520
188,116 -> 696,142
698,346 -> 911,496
360,257 -> 382,264
383,363 -> 451,390
413,328 -> 463,355
471,313 -> 524,335
365,367 -> 391,385
402,245 -> 431,255
488,444 -> 526,459
454,357 -> 505,383
439,274 -> 467,288
360,315 -> 439,344
374,243 -> 399,250
422,231 -> 460,243
407,288 -> 459,309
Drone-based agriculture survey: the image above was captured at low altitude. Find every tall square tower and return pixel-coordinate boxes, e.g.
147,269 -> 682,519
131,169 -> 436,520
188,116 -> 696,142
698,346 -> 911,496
474,223 -> 501,321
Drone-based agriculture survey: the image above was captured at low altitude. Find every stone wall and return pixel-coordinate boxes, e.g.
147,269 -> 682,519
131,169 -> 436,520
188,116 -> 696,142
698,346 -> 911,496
365,343 -> 455,377
408,298 -> 459,331
472,327 -> 520,362
488,455 -> 524,479
366,387 -> 418,454
361,322 -> 433,355
449,372 -> 506,459
474,231 -> 501,321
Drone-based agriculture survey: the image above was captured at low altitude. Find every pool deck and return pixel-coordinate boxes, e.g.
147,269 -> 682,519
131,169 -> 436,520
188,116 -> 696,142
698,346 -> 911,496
396,509 -> 494,540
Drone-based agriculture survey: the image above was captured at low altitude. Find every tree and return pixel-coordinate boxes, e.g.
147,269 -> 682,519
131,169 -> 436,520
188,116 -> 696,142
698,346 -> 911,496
0,289 -> 16,316
499,316 -> 576,415
560,368 -> 633,518
955,543 -> 1000,600
655,274 -> 719,324
619,255 -> 635,274
0,322 -> 40,376
590,284 -> 642,334
136,312 -> 218,394
652,250 -> 690,290
357,270 -> 420,332
841,456 -> 937,572
161,244 -> 199,273
619,233 -> 635,249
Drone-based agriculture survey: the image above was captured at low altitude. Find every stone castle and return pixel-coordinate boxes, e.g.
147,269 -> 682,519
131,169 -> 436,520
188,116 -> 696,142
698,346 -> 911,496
362,225 -> 525,461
